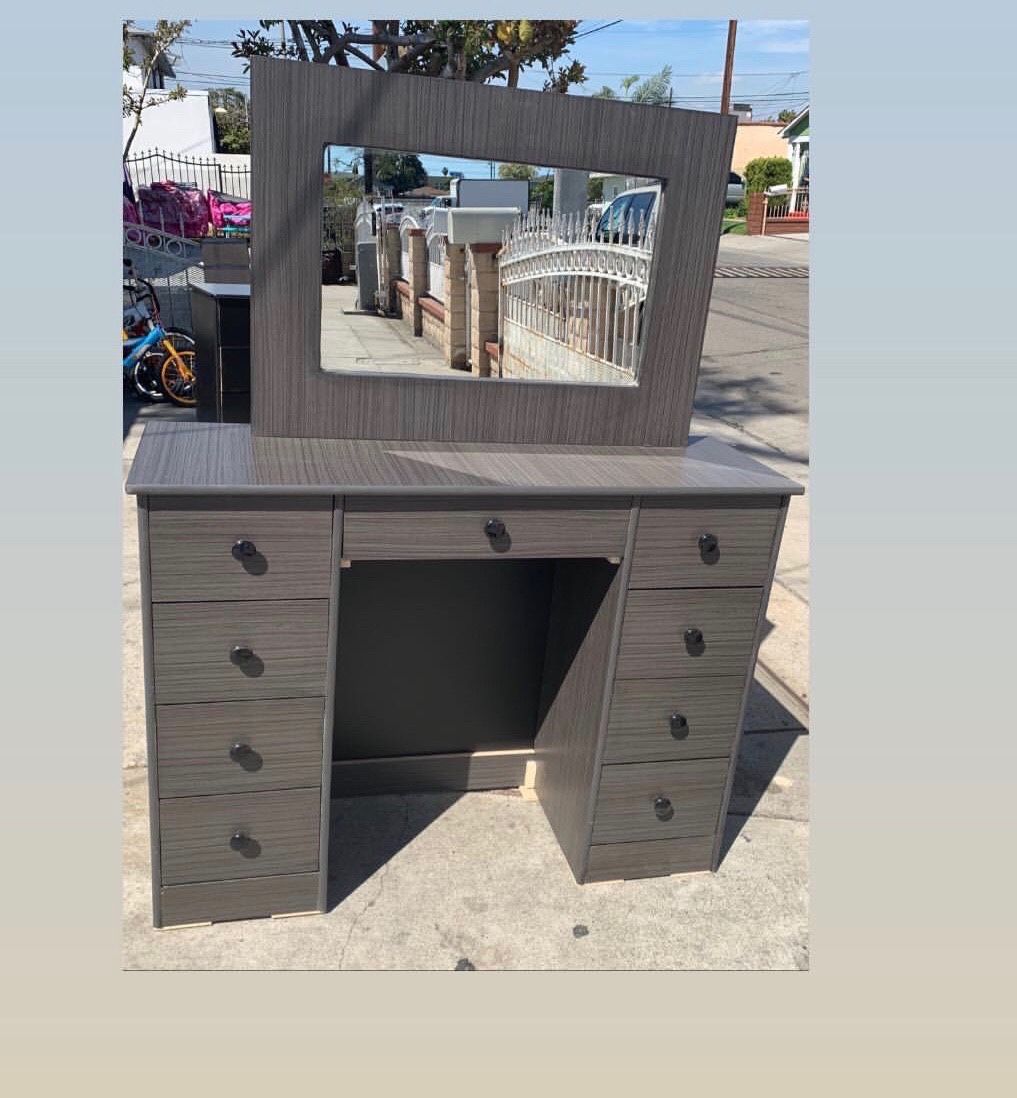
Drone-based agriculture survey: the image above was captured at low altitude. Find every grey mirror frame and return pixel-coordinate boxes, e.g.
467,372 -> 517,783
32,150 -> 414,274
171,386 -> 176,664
250,57 -> 735,446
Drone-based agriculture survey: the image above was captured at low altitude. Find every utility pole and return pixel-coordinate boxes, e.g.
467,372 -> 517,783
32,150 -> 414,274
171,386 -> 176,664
720,20 -> 737,114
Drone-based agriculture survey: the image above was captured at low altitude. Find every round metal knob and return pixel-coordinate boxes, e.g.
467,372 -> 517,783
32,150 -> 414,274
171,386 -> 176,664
669,713 -> 689,739
653,796 -> 674,821
484,518 -> 506,539
229,831 -> 250,850
684,627 -> 704,646
698,532 -> 719,554
229,742 -> 252,761
230,645 -> 254,664
232,539 -> 257,560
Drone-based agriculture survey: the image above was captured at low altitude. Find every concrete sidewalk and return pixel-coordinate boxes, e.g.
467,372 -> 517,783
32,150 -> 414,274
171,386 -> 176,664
121,245 -> 809,969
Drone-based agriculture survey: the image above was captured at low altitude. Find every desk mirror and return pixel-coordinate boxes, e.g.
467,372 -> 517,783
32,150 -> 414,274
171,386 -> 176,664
321,145 -> 664,386
252,58 -> 735,445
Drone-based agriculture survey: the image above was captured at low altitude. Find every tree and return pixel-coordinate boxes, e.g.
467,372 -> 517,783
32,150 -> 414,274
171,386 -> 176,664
232,20 -> 584,89
373,152 -> 428,195
531,175 -> 554,210
122,20 -> 191,160
587,176 -> 604,203
777,108 -> 798,124
629,65 -> 672,106
209,87 -> 250,154
743,156 -> 793,193
499,163 -> 537,181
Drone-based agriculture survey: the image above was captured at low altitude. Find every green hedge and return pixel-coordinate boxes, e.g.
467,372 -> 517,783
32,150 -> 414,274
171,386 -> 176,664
743,156 -> 793,194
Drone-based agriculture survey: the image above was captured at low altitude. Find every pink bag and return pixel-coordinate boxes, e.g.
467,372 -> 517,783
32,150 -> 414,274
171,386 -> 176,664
208,189 -> 252,230
137,180 -> 210,238
123,195 -> 140,224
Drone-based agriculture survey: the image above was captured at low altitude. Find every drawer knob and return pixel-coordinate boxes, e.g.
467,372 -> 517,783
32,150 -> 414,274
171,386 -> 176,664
653,796 -> 674,822
698,532 -> 719,555
229,742 -> 252,760
229,831 -> 251,850
231,539 -> 257,560
669,713 -> 689,739
484,518 -> 506,539
230,645 -> 254,664
684,627 -> 704,647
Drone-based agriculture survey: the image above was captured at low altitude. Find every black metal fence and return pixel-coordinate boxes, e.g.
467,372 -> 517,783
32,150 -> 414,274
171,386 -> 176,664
126,149 -> 251,199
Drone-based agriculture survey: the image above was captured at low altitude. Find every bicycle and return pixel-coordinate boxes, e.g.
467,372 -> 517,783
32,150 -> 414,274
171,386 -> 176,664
123,303 -> 196,408
123,270 -> 197,406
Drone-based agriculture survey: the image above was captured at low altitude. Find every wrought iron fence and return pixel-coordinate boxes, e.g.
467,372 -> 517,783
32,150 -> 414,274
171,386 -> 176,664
763,186 -> 809,230
498,207 -> 656,381
398,212 -> 423,280
125,148 -> 251,198
425,208 -> 448,304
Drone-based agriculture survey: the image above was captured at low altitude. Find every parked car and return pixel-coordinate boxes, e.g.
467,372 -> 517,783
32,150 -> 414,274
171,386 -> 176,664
372,201 -> 404,228
594,185 -> 659,243
727,171 -> 745,206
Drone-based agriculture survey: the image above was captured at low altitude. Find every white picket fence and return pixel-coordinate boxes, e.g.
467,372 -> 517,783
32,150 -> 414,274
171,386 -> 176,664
498,207 -> 657,381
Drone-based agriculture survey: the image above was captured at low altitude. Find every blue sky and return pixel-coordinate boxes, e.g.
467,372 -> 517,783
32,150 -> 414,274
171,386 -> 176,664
133,19 -> 808,177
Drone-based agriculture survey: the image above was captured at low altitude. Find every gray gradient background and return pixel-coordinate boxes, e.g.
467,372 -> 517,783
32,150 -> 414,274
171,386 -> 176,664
1,2 -> 1015,1091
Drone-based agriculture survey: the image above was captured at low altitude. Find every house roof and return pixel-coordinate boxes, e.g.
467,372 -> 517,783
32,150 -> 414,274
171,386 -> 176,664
778,105 -> 809,140
126,28 -> 177,79
403,185 -> 451,198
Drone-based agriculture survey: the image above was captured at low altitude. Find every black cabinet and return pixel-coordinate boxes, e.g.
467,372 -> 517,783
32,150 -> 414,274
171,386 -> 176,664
191,283 -> 251,423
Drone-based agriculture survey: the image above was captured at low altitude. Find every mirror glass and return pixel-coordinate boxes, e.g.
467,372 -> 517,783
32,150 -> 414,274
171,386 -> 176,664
320,144 -> 663,386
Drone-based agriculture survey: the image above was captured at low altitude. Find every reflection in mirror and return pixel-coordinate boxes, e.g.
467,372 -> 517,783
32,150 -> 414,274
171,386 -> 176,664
320,145 -> 662,386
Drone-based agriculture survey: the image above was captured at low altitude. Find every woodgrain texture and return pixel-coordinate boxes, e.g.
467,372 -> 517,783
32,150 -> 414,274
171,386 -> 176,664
318,500 -> 342,911
591,757 -> 731,843
160,872 -> 320,926
136,497 -> 165,926
126,423 -> 804,498
250,58 -> 736,446
147,496 -> 332,602
615,588 -> 763,680
603,677 -> 746,764
155,698 -> 325,797
585,834 -> 714,882
331,749 -> 533,796
151,600 -> 329,704
629,497 -> 781,589
159,787 -> 320,885
711,497 -> 791,870
534,523 -> 635,881
343,496 -> 629,559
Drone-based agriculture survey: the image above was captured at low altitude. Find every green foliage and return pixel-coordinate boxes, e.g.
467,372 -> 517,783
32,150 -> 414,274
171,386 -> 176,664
530,175 -> 554,210
777,108 -> 798,124
373,152 -> 428,195
209,88 -> 250,154
587,176 -> 604,203
743,156 -> 793,194
630,65 -> 672,105
122,20 -> 192,159
323,173 -> 363,204
499,163 -> 537,181
232,20 -> 584,91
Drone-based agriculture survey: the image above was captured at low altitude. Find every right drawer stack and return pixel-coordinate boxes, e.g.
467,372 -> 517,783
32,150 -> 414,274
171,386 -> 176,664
585,497 -> 782,883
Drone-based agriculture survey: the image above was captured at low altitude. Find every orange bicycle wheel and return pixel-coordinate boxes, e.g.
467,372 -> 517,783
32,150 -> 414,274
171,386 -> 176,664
160,346 -> 197,407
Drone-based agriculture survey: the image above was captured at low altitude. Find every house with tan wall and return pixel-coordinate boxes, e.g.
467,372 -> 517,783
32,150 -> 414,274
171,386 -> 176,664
731,121 -> 786,175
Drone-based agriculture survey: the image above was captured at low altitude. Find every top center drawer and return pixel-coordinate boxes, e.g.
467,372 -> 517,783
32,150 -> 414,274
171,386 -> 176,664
343,496 -> 630,560
147,496 -> 333,602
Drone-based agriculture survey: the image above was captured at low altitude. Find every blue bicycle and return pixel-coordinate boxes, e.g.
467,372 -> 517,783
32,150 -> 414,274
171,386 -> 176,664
123,279 -> 196,405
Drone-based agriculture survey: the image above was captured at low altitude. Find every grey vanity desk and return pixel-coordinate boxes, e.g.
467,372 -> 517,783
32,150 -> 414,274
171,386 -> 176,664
127,423 -> 801,927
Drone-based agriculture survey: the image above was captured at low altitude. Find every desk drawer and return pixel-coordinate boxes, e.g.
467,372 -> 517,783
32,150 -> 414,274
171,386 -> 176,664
343,496 -> 629,560
629,498 -> 780,589
604,677 -> 745,764
152,600 -> 329,704
586,835 -> 715,882
159,788 -> 320,885
615,588 -> 762,680
148,496 -> 332,603
156,698 -> 324,797
591,758 -> 730,844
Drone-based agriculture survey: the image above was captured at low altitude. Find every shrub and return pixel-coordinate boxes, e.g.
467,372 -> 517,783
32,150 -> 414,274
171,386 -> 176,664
743,156 -> 793,194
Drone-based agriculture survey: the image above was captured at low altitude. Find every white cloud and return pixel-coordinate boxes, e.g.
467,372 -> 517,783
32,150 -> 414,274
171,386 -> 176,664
738,19 -> 810,54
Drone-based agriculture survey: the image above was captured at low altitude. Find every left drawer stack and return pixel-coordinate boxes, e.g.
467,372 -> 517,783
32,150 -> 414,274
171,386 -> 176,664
141,496 -> 334,928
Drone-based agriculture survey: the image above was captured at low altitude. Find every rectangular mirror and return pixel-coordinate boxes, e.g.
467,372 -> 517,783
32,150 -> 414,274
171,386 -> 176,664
320,144 -> 663,386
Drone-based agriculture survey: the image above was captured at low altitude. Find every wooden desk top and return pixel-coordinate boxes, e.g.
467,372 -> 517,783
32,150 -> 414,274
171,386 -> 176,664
126,422 -> 803,498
